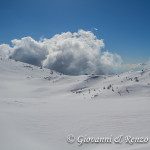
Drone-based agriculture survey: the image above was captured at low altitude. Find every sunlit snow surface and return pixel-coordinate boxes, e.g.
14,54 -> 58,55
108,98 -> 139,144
0,58 -> 150,150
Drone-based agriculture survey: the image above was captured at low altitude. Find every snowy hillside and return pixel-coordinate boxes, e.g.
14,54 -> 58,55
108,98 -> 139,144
0,57 -> 150,150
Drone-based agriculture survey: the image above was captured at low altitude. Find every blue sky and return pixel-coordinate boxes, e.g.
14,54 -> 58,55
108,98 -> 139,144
0,0 -> 150,64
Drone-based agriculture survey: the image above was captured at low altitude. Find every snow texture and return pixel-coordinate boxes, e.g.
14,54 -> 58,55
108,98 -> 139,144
0,57 -> 150,150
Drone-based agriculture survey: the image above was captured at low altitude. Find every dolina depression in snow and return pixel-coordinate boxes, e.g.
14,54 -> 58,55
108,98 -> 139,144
0,54 -> 150,150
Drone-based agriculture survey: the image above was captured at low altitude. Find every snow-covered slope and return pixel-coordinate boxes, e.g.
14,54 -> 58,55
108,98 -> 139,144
0,57 -> 150,150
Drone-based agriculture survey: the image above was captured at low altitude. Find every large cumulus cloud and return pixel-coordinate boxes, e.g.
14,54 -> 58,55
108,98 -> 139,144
11,37 -> 48,66
0,30 -> 122,75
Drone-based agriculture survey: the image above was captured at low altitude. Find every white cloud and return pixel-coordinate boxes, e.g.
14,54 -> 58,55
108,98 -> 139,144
0,44 -> 12,57
119,63 -> 143,72
10,37 -> 48,66
93,28 -> 98,31
143,59 -> 150,69
0,30 -> 122,75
